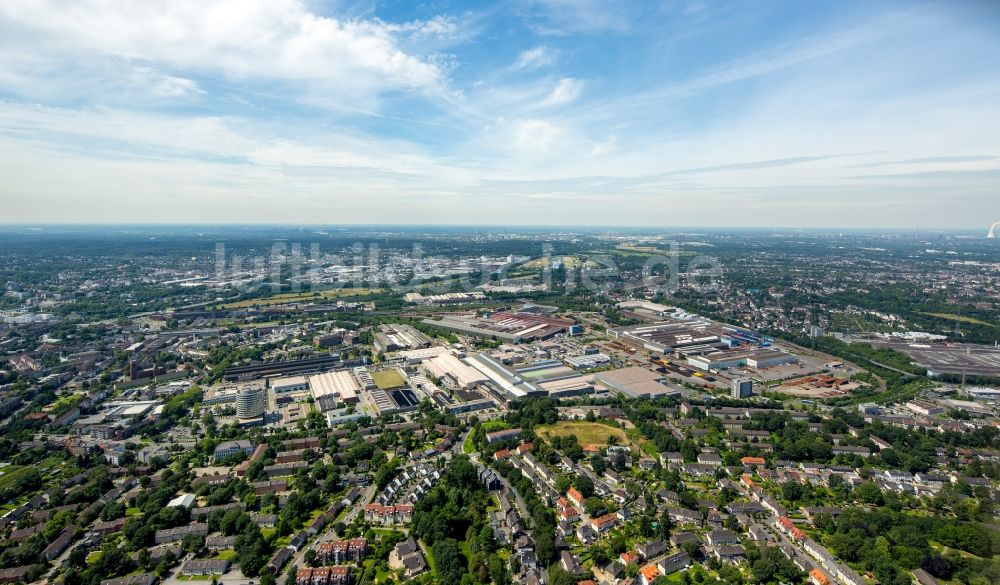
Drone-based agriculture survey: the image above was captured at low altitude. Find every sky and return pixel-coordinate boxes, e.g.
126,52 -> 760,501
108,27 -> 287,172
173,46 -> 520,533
0,0 -> 998,229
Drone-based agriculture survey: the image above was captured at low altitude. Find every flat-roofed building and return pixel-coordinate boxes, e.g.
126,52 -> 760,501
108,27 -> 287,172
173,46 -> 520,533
539,375 -> 595,397
612,321 -> 719,353
465,354 -> 545,400
688,349 -> 795,371
309,371 -> 360,404
374,324 -> 431,353
271,375 -> 309,394
423,353 -> 489,390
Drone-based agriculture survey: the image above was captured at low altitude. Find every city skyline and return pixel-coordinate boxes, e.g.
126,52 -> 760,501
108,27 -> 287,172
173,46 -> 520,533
1,0 -> 999,227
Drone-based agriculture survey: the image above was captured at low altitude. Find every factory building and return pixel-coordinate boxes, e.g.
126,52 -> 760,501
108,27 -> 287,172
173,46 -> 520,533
422,353 -> 489,391
465,354 -> 546,400
309,370 -> 361,404
593,367 -> 680,399
271,375 -> 308,394
421,311 -> 575,343
374,324 -> 432,353
564,353 -> 611,369
611,322 -> 720,353
687,349 -> 796,371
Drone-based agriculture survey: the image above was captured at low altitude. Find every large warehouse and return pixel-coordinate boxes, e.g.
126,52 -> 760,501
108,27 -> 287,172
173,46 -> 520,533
686,349 -> 796,371
422,353 -> 489,391
309,370 -> 361,404
373,324 -> 432,353
593,367 -> 681,399
421,310 -> 576,343
610,322 -> 720,353
465,354 -> 546,400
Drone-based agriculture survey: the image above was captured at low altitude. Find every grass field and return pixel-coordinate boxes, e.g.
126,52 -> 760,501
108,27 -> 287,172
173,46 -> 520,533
220,287 -> 382,309
481,420 -> 510,433
212,550 -> 237,561
371,369 -> 406,390
920,312 -> 996,326
519,255 -> 596,270
0,466 -> 32,490
535,420 -> 628,447
0,456 -> 62,491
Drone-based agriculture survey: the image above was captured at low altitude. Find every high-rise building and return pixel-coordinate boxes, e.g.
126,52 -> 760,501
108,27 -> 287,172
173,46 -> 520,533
236,386 -> 265,422
732,378 -> 753,399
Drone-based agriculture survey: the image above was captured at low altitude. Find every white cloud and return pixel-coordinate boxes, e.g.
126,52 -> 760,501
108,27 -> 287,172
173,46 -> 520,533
512,46 -> 557,71
515,119 -> 560,151
542,77 -> 584,106
588,134 -> 617,157
130,67 -> 205,98
0,0 -> 451,108
0,101 -> 458,176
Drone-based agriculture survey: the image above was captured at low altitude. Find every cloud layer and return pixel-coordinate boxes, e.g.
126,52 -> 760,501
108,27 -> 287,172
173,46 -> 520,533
0,0 -> 998,228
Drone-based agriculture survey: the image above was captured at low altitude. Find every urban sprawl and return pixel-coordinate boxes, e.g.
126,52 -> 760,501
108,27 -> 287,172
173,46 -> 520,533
0,226 -> 997,585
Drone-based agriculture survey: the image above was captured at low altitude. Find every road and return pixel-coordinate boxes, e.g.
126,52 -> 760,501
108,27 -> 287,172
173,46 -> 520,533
490,466 -> 532,529
465,433 -> 530,519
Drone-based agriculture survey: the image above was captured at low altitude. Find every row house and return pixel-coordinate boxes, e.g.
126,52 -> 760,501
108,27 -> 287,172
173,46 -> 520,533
832,445 -> 871,458
636,540 -> 667,560
659,452 -> 684,467
206,535 -> 236,551
777,516 -> 806,541
566,486 -> 585,508
154,523 -> 208,544
559,505 -> 580,523
43,525 -> 76,561
591,512 -> 618,534
667,508 -> 702,527
760,496 -> 787,517
9,524 -> 45,542
191,502 -> 242,520
714,545 -> 745,563
705,530 -> 740,546
801,507 -> 842,524
191,475 -> 230,489
282,436 -> 322,451
682,463 -> 716,477
253,480 -> 288,495
90,517 -> 128,535
363,504 -> 413,525
485,428 -> 521,444
727,502 -> 766,516
802,537 -> 836,566
295,566 -> 350,585
659,551 -> 690,574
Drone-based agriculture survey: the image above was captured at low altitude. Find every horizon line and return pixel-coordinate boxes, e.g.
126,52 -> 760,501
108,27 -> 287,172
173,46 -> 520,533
0,222 -> 994,233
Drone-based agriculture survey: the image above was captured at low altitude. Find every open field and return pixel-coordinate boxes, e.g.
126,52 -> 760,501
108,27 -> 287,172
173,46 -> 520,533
220,287 -> 382,308
0,456 -> 62,490
371,369 -> 406,390
920,312 -> 996,326
518,255 -> 598,270
535,420 -> 628,447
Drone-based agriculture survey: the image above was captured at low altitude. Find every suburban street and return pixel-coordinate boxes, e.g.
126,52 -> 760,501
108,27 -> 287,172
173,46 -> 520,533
275,482 -> 377,585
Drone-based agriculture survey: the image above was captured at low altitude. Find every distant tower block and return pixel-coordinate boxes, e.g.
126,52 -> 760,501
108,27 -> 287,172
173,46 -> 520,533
732,378 -> 753,399
989,220 -> 1000,238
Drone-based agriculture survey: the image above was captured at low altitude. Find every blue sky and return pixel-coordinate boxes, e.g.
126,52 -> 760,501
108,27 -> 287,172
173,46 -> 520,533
0,0 -> 998,228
